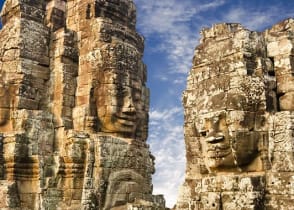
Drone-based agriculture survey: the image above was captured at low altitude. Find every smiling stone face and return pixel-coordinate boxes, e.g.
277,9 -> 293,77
193,77 -> 264,172
184,65 -> 266,172
195,108 -> 259,172
93,42 -> 149,140
95,79 -> 144,138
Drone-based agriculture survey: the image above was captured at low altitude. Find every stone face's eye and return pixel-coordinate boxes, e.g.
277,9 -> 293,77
198,118 -> 205,126
132,88 -> 141,102
212,117 -> 218,124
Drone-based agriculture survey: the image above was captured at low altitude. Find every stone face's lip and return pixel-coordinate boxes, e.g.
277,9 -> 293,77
118,121 -> 135,127
206,143 -> 231,158
207,149 -> 231,158
206,135 -> 225,143
116,115 -> 137,127
215,136 -> 224,140
207,143 -> 230,150
116,113 -> 136,121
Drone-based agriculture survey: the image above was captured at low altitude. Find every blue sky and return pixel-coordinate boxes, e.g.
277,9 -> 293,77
1,0 -> 294,207
133,0 -> 293,207
0,1 -> 3,28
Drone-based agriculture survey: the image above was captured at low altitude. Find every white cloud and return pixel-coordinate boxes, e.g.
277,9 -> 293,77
150,107 -> 182,121
148,107 -> 185,207
133,0 -> 294,208
222,5 -> 294,31
133,1 -> 227,207
134,0 -> 226,76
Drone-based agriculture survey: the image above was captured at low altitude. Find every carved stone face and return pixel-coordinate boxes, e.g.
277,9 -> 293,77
195,92 -> 260,172
0,84 -> 10,126
95,81 -> 143,137
94,43 -> 148,140
104,170 -> 148,209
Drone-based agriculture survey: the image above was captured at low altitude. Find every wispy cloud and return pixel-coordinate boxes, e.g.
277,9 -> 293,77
133,0 -> 294,208
222,5 -> 294,31
134,0 -> 226,76
133,0 -> 227,207
148,107 -> 185,207
150,107 -> 182,121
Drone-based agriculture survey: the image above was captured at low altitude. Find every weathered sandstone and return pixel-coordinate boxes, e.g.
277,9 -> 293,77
0,0 -> 165,209
176,18 -> 294,210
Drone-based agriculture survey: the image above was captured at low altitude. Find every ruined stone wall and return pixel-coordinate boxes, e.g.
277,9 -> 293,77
0,0 -> 165,209
176,18 -> 294,210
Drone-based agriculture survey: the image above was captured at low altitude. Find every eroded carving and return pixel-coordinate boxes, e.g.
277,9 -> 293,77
104,170 -> 146,209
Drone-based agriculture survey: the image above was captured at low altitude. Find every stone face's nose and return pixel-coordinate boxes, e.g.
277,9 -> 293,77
206,114 -> 225,137
122,92 -> 136,114
211,116 -> 221,132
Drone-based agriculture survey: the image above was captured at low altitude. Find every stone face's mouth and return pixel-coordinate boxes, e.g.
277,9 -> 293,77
115,114 -> 137,127
204,133 -> 231,158
206,135 -> 225,143
118,119 -> 136,127
207,148 -> 231,158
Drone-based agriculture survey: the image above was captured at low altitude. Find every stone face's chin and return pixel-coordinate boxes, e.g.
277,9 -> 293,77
205,151 -> 235,170
201,133 -> 237,170
203,133 -> 259,171
205,140 -> 231,158
100,114 -> 137,136
206,148 -> 231,158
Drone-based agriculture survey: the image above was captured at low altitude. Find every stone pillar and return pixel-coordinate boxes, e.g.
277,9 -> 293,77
0,0 -> 165,209
177,19 -> 294,210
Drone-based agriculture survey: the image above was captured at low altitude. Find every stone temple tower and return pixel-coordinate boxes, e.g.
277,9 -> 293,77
176,19 -> 294,210
0,0 -> 165,209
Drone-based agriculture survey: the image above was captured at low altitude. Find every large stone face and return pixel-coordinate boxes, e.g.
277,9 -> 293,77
0,0 -> 164,209
176,19 -> 294,210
